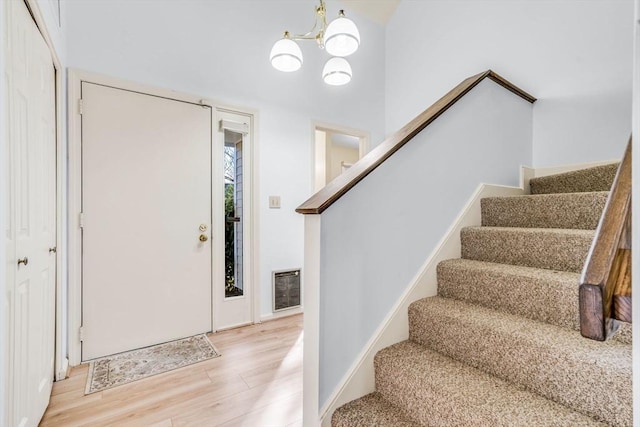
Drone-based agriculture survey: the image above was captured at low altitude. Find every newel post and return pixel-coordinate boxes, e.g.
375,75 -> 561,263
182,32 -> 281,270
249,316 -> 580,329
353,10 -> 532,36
303,214 -> 322,427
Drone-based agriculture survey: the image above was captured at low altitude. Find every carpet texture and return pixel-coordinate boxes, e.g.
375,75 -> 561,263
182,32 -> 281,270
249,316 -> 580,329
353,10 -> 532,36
481,191 -> 608,229
332,163 -> 631,426
374,342 -> 607,427
332,393 -> 420,427
437,258 -> 580,330
460,226 -> 594,273
616,322 -> 633,345
85,334 -> 220,394
408,297 -> 631,425
529,163 -> 618,195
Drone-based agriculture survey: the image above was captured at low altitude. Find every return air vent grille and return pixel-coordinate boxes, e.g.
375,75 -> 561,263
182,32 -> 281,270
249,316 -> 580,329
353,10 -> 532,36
273,269 -> 301,312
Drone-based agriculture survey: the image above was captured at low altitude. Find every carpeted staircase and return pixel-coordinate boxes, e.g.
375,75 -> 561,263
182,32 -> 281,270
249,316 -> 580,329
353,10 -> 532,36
332,163 -> 632,426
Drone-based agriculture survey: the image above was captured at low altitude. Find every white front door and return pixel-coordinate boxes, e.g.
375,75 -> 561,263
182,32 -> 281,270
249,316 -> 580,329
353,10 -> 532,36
81,83 -> 213,360
215,111 -> 254,330
4,0 -> 57,425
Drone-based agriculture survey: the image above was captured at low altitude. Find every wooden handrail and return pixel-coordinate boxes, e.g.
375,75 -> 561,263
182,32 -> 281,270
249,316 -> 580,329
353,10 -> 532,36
296,70 -> 536,214
579,138 -> 632,341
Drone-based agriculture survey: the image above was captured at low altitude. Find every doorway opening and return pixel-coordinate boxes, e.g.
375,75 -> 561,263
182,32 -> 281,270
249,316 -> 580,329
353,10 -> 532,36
313,125 -> 369,192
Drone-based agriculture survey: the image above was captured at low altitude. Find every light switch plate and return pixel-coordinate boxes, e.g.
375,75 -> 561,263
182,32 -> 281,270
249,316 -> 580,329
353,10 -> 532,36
269,196 -> 281,209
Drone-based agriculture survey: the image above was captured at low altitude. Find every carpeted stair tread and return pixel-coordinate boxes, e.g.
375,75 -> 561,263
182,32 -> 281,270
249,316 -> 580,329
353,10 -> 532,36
615,321 -> 632,344
331,392 -> 421,427
461,226 -> 594,273
529,163 -> 618,194
374,341 -> 606,426
437,259 -> 580,330
408,297 -> 631,426
481,191 -> 608,230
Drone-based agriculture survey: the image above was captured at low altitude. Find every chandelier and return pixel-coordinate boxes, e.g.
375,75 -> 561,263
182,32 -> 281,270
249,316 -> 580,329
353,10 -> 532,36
269,0 -> 360,86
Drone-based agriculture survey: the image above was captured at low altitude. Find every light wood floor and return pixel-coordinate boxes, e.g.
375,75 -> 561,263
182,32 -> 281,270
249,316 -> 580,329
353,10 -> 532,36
40,314 -> 303,427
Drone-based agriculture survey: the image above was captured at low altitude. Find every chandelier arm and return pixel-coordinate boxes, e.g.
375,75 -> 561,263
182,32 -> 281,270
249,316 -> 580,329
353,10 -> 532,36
287,0 -> 328,43
289,34 -> 319,41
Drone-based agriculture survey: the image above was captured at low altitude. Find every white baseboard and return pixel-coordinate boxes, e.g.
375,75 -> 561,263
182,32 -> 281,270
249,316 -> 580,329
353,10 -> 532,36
260,307 -> 303,323
214,321 -> 254,333
56,357 -> 69,381
318,182 -> 524,426
520,166 -> 535,194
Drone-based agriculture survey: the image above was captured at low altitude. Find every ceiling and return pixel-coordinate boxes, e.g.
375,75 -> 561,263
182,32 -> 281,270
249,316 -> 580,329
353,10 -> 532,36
338,0 -> 401,25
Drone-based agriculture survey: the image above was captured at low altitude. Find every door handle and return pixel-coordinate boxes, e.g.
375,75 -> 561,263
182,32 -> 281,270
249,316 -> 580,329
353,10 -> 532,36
17,257 -> 28,266
199,234 -> 209,242
49,247 -> 57,254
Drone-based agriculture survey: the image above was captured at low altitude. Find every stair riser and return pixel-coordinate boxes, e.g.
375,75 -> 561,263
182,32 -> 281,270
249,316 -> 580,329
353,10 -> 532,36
437,260 -> 580,330
481,192 -> 607,230
529,163 -> 618,195
408,299 -> 632,426
461,227 -> 593,273
374,342 -> 606,426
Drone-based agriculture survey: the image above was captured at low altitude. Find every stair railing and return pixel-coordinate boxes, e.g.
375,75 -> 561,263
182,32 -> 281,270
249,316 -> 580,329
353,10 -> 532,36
579,138 -> 632,341
296,70 -> 536,214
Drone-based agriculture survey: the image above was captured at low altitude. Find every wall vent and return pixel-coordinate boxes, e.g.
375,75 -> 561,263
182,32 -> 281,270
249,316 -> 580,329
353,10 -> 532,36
273,269 -> 301,312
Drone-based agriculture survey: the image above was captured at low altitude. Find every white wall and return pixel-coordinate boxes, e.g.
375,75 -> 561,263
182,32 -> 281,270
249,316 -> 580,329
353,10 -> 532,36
36,0 -> 66,59
1,3 -> 7,421
314,130 -> 327,192
64,0 -> 386,319
386,0 -> 634,167
258,105 -> 314,316
327,142 -> 359,182
318,79 -> 533,407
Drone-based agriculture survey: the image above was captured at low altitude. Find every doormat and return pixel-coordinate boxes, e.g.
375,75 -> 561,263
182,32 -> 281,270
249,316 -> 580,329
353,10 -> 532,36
85,334 -> 221,394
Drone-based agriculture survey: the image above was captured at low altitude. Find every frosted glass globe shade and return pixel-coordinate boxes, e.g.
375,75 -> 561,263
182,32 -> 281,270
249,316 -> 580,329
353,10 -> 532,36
323,13 -> 360,57
270,37 -> 303,72
322,57 -> 352,86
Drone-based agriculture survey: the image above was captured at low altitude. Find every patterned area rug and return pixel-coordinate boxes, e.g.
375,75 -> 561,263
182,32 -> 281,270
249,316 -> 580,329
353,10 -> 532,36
85,334 -> 220,394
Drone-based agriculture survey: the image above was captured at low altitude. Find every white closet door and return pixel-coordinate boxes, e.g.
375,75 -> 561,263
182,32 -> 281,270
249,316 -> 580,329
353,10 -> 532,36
4,0 -> 57,426
81,83 -> 213,360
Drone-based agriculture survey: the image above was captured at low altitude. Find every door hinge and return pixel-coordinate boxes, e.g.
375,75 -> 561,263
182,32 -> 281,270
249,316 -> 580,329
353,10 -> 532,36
78,99 -> 84,115
79,212 -> 85,228
79,326 -> 85,342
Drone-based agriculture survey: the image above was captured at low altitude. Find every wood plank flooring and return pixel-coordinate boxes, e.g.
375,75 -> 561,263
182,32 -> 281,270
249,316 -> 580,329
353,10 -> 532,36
41,314 -> 303,427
